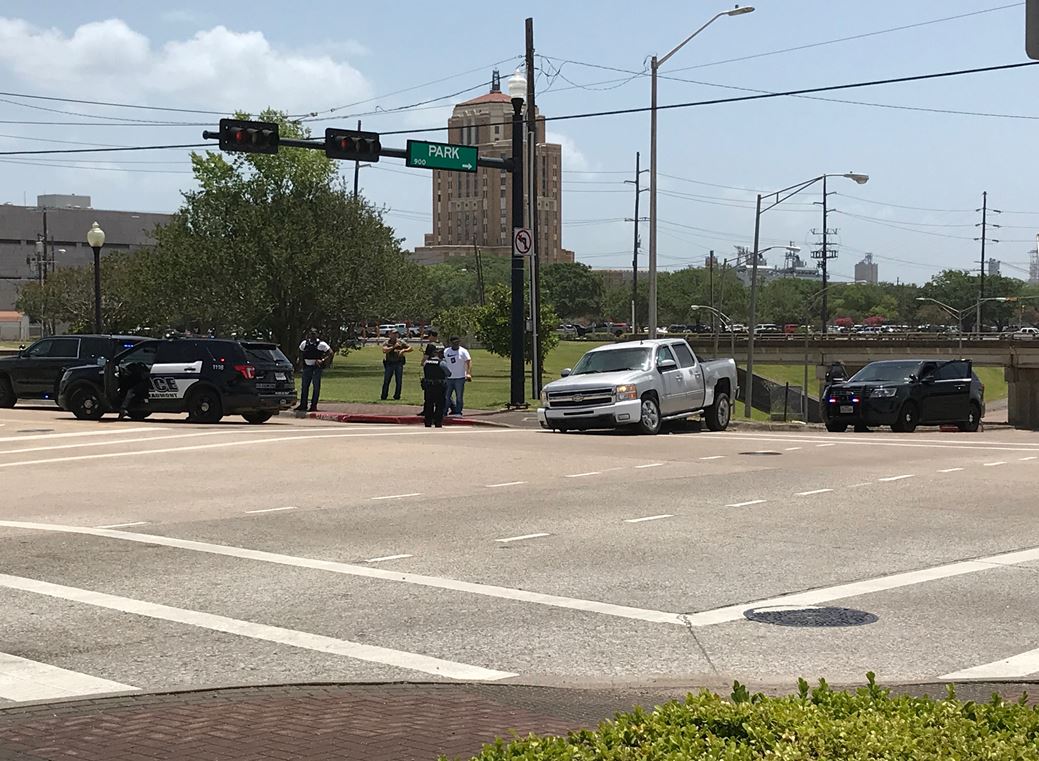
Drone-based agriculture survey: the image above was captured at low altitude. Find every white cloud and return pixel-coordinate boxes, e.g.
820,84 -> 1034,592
547,131 -> 590,172
0,17 -> 373,115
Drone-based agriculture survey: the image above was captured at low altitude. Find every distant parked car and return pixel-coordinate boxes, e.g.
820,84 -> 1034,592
1006,327 -> 1039,340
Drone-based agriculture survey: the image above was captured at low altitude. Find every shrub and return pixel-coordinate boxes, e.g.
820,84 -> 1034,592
459,675 -> 1039,760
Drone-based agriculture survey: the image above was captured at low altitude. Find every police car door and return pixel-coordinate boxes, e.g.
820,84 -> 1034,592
149,341 -> 204,410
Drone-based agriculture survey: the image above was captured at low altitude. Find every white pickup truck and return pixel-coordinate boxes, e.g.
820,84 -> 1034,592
537,339 -> 739,434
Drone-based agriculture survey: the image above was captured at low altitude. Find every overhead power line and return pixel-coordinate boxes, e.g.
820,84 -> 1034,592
0,90 -> 226,115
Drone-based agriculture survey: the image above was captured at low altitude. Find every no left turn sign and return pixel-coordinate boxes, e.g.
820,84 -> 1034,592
513,228 -> 532,256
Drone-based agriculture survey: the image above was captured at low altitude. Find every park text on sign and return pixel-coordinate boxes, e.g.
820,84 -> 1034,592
406,140 -> 478,173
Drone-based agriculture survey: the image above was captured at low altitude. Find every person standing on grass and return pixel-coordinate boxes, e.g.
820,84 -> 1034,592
297,328 -> 332,412
380,329 -> 412,401
420,343 -> 450,427
443,336 -> 472,416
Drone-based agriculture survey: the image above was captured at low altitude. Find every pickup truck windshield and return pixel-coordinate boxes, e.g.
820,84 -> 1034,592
571,347 -> 652,375
848,361 -> 921,383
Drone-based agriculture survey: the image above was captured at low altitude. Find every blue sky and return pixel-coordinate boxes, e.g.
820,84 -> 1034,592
1,1 -> 1037,284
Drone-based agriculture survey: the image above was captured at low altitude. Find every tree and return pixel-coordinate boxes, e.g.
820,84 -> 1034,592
541,262 -> 603,319
920,269 -> 1026,331
759,278 -> 818,325
474,284 -> 559,362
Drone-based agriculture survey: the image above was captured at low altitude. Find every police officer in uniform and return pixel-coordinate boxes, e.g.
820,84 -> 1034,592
297,329 -> 332,412
420,343 -> 450,428
117,361 -> 151,420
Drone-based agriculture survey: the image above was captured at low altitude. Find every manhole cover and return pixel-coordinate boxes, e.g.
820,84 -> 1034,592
744,605 -> 878,627
739,451 -> 783,456
16,429 -> 52,433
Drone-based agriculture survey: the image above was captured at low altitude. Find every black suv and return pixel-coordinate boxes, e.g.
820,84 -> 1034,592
0,335 -> 145,408
57,338 -> 296,424
823,359 -> 985,433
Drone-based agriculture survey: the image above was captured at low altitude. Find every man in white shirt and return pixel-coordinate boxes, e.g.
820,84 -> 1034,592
442,336 -> 472,415
297,328 -> 332,412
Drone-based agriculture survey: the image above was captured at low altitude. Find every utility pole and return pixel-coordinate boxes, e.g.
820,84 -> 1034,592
810,176 -> 839,334
708,249 -> 715,334
974,191 -> 1001,336
525,17 -> 542,398
631,152 -> 641,332
353,119 -> 362,198
472,237 -> 486,306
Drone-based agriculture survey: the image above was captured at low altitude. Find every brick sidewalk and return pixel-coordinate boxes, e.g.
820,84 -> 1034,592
0,681 -> 1035,761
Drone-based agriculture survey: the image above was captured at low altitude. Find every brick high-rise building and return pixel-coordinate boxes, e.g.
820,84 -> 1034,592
412,71 -> 573,266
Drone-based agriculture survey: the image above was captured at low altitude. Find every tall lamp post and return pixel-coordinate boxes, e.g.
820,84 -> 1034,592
915,296 -> 1008,351
648,5 -> 754,339
745,172 -> 869,418
507,70 -> 527,408
86,222 -> 105,334
689,304 -> 735,358
801,281 -> 865,421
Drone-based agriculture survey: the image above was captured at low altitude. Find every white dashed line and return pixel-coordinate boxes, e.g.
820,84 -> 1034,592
95,521 -> 149,529
938,468 -> 965,473
726,500 -> 766,508
370,493 -> 422,501
1020,456 -> 1037,462
365,554 -> 414,564
486,481 -> 527,488
878,475 -> 914,482
624,514 -> 674,524
635,463 -> 663,469
245,506 -> 297,514
816,443 -> 837,448
784,447 -> 802,451
796,489 -> 834,496
848,483 -> 873,488
984,461 -> 1007,467
496,533 -> 550,543
565,471 -> 601,478
700,456 -> 725,461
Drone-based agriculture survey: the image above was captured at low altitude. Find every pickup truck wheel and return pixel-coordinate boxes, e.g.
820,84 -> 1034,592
637,396 -> 661,435
957,401 -> 981,432
891,402 -> 919,433
69,386 -> 105,421
704,392 -> 731,432
0,376 -> 15,408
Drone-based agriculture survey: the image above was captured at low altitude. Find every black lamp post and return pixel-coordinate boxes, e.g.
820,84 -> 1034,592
507,70 -> 526,407
86,222 -> 105,333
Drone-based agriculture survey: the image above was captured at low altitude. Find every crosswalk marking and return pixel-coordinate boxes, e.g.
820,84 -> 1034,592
941,646 -> 1039,680
0,651 -> 136,702
0,573 -> 515,682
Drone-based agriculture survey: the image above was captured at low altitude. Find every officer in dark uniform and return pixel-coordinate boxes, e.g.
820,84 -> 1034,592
420,343 -> 449,428
297,329 -> 332,412
117,361 -> 151,420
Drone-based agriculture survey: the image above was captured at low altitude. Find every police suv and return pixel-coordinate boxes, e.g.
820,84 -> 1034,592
57,337 -> 296,423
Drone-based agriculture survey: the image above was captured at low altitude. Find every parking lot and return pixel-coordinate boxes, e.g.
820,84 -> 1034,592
1,404 -> 1038,703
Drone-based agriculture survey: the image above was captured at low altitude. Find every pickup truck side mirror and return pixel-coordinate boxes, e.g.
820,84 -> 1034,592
560,368 -> 572,378
658,359 -> 678,372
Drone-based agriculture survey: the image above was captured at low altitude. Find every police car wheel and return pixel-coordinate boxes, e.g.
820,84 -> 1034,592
70,387 -> 104,421
186,389 -> 223,424
0,376 -> 15,408
242,411 -> 273,425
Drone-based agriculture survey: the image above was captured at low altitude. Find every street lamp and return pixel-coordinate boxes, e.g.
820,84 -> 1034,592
744,171 -> 869,418
506,68 -> 527,407
648,5 -> 754,339
690,304 -> 735,358
915,296 -> 1008,350
801,281 -> 865,422
85,222 -> 105,334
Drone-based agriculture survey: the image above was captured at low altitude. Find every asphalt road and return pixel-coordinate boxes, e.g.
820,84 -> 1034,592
1,404 -> 1038,704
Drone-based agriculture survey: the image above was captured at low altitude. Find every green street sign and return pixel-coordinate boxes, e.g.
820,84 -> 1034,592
406,140 -> 478,173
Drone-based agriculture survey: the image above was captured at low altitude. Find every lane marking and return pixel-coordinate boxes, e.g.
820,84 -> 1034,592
941,647 -> 1039,680
0,521 -> 688,627
624,514 -> 674,524
486,481 -> 527,488
0,430 -> 234,456
635,463 -> 663,469
0,429 -> 513,469
695,433 -> 1039,453
984,461 -> 1007,467
245,506 -> 297,514
0,651 -> 136,702
816,443 -> 837,448
938,468 -> 965,473
0,573 -> 514,682
370,493 -> 421,501
700,456 -> 725,461
784,447 -> 802,451
95,521 -> 148,529
1021,456 -> 1038,462
848,482 -> 873,488
681,544 -> 1039,628
365,554 -> 414,564
565,471 -> 601,478
0,427 -> 160,444
496,533 -> 550,543
796,489 -> 834,496
726,499 -> 766,508
878,475 -> 914,482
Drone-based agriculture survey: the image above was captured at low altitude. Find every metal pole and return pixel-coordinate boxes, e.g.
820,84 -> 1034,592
708,249 -> 715,334
526,17 -> 542,397
803,329 -> 810,423
91,245 -> 102,333
745,194 -> 763,418
978,190 -> 987,337
353,120 -> 362,198
648,56 -> 659,338
510,98 -> 526,407
821,174 -> 829,334
631,151 -> 641,334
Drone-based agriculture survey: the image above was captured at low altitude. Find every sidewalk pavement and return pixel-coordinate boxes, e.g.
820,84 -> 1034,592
288,402 -> 536,429
0,681 -> 1035,761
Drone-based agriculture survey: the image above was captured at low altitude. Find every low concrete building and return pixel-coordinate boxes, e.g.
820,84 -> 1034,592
0,310 -> 30,342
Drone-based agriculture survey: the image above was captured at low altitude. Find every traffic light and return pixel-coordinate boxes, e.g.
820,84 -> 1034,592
325,128 -> 381,162
218,118 -> 279,155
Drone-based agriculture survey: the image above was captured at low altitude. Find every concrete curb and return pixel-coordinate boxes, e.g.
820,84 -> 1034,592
304,411 -> 510,428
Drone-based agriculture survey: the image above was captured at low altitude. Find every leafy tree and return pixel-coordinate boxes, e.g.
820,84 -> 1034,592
541,262 -> 603,319
474,284 -> 559,362
758,278 -> 819,325
433,304 -> 480,341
